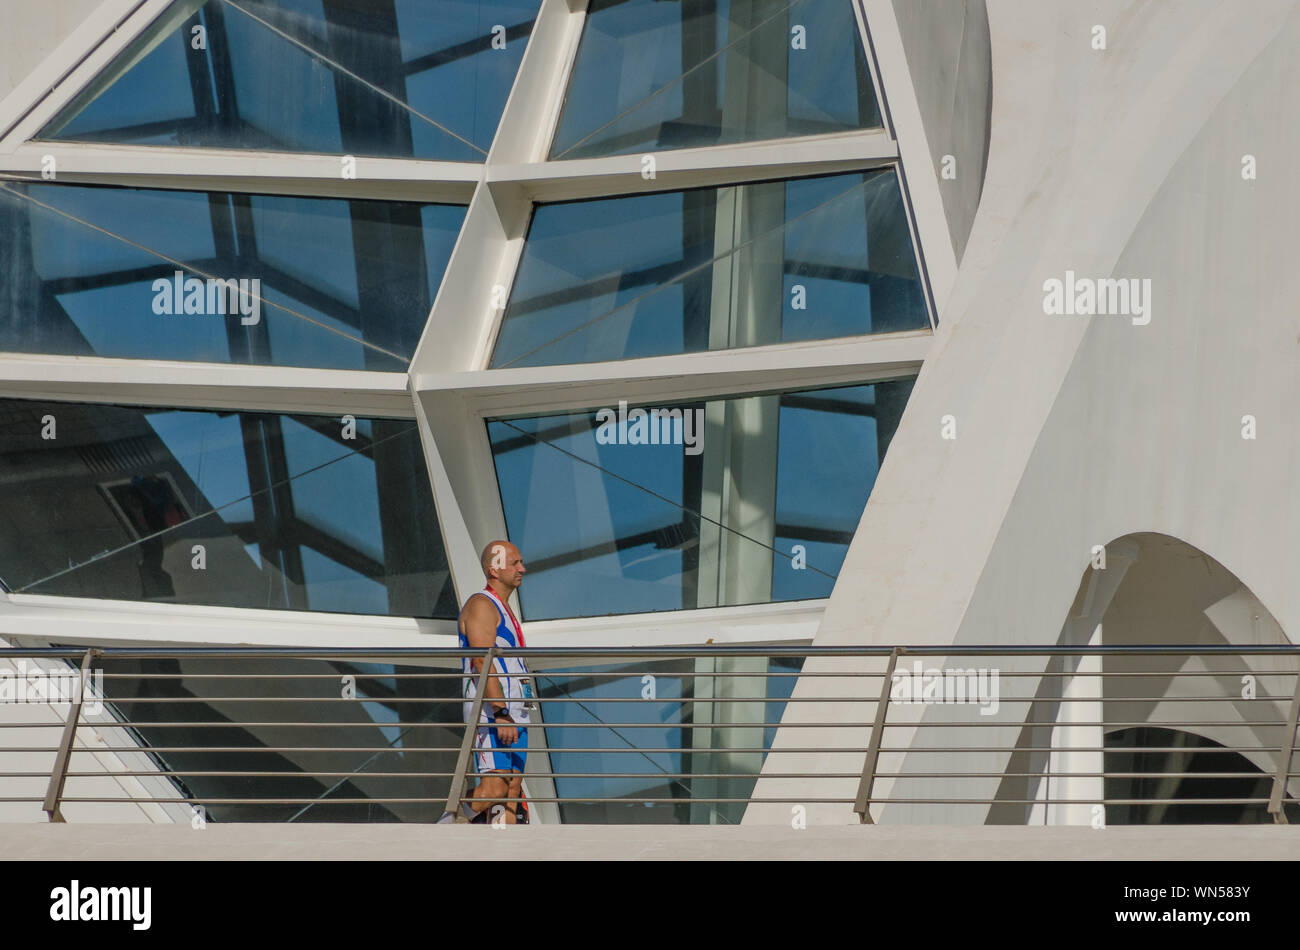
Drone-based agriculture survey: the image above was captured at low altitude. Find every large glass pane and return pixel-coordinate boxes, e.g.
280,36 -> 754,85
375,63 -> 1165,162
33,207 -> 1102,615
0,181 -> 464,370
487,379 -> 913,620
490,170 -> 927,368
89,654 -> 462,822
0,399 -> 456,618
38,0 -> 539,161
537,656 -> 805,823
552,0 -> 880,158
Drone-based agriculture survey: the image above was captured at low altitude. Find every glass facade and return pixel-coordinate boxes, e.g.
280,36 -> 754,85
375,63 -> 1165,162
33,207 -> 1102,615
0,0 -> 946,828
537,655 -> 802,823
91,655 -> 462,822
0,399 -> 457,618
0,181 -> 463,370
552,0 -> 880,159
1104,728 -> 1300,824
488,379 -> 914,620
39,0 -> 540,161
491,170 -> 928,368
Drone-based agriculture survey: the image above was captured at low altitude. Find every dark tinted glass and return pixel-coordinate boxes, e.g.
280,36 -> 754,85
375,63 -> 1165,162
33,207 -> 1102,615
39,0 -> 539,160
488,379 -> 913,620
90,655 -> 462,822
0,399 -> 457,618
0,181 -> 463,370
552,0 -> 880,159
490,170 -> 927,368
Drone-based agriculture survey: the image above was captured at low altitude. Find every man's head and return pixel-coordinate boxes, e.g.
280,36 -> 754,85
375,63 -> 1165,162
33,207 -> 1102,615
481,540 -> 525,591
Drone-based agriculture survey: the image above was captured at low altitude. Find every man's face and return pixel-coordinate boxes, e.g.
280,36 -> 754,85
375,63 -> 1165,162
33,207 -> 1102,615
493,545 -> 526,590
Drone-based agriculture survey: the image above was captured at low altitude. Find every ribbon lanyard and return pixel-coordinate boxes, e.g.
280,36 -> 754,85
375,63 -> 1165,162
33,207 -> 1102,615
485,586 -> 525,648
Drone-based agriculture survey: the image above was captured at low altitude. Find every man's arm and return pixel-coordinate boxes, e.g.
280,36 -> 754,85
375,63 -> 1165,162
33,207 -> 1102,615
463,595 -> 518,745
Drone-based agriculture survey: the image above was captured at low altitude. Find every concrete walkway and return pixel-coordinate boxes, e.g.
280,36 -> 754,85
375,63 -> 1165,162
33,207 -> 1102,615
5,823 -> 1300,860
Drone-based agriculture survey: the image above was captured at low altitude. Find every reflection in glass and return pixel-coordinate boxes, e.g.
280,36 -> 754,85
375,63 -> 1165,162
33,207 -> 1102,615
0,399 -> 456,618
537,656 -> 804,823
552,0 -> 880,159
39,0 -> 539,161
490,170 -> 927,368
90,655 -> 463,822
0,181 -> 464,370
488,379 -> 913,620
1104,727 -> 1300,824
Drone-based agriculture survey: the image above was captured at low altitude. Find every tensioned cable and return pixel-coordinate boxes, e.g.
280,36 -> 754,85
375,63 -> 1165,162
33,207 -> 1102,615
552,0 -> 804,160
497,169 -> 881,368
0,176 -> 409,364
494,418 -> 839,583
13,424 -> 417,594
220,0 -> 488,158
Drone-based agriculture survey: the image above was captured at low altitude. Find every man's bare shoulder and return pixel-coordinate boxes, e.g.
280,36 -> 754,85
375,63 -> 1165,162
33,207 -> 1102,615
460,592 -> 498,620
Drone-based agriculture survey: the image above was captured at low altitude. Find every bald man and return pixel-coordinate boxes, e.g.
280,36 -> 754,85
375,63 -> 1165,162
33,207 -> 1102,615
442,540 -> 532,825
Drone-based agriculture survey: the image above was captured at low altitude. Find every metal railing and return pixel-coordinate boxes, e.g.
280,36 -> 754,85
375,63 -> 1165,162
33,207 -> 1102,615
0,644 -> 1297,824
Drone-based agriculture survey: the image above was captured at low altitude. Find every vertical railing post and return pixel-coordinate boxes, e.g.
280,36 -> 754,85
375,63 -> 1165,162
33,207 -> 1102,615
854,647 -> 901,824
443,646 -> 496,819
43,648 -> 99,823
1267,669 -> 1300,824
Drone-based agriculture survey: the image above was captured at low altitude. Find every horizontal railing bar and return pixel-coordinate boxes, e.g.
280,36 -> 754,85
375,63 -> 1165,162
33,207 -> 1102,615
46,771 -> 858,780
49,746 -> 866,755
21,668 -> 1300,680
0,721 -> 875,729
73,669 -> 1282,679
881,721 -> 1290,728
56,797 -> 856,805
29,769 -> 1297,782
870,771 -> 1292,780
92,673 -> 468,680
990,671 -> 1300,678
32,744 -> 1287,756
872,746 -> 1288,754
63,696 -> 878,704
27,696 -> 1289,701
6,645 -> 1300,659
87,671 -> 825,680
26,694 -> 1289,704
21,744 -> 1290,758
867,798 -> 1279,806
8,719 -> 1291,730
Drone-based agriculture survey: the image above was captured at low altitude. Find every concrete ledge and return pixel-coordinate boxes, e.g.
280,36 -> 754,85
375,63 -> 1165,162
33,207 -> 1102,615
6,823 -> 1300,860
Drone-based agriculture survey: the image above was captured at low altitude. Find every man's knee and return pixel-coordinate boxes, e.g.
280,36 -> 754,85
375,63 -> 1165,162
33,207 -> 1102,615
473,773 -> 510,807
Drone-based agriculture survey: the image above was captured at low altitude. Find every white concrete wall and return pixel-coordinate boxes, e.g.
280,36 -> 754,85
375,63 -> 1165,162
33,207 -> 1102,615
749,0 -> 1300,824
0,0 -> 105,104
890,0 -> 991,262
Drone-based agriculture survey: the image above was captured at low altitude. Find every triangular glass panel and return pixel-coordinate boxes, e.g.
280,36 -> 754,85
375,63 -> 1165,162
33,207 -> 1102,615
38,0 -> 539,161
551,0 -> 882,160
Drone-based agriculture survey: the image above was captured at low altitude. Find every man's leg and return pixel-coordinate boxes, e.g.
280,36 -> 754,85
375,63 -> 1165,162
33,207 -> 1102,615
465,724 -> 515,819
469,773 -> 517,823
506,773 -> 527,823
439,725 -> 514,824
468,773 -> 512,816
506,728 -> 527,821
